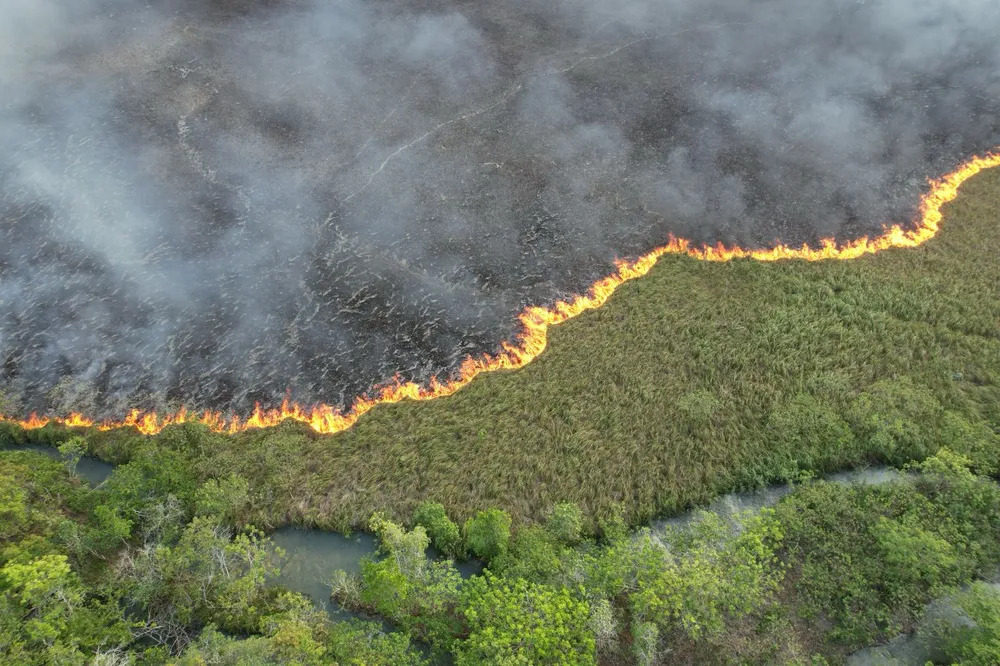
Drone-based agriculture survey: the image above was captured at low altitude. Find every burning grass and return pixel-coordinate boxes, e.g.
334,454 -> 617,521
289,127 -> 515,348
4,165 -> 1000,531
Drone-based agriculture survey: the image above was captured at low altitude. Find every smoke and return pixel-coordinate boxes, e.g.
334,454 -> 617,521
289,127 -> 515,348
1,0 -> 997,417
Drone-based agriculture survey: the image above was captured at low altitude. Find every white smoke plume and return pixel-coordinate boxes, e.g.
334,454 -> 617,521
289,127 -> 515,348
1,0 -> 997,416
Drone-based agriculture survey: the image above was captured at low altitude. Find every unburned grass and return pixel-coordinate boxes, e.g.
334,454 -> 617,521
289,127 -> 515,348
6,168 -> 1000,532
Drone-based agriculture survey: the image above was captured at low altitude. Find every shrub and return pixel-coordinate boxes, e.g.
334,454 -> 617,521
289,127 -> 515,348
924,583 -> 1000,665
413,502 -> 463,558
56,437 -> 86,477
463,509 -> 511,562
194,475 -> 251,524
632,621 -> 659,666
547,503 -> 584,545
457,573 -> 595,665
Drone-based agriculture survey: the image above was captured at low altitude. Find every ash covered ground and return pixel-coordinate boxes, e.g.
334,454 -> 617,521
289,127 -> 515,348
1,0 -> 998,418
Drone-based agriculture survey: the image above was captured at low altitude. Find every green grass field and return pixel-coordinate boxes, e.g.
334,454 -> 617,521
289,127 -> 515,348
10,168 -> 1000,532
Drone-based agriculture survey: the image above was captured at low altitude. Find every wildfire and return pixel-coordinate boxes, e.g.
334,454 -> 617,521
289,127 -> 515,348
5,152 -> 1000,437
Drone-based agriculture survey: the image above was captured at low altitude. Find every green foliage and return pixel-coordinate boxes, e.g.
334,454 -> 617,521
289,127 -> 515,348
0,477 -> 28,541
631,620 -> 659,666
100,445 -> 199,527
873,517 -> 960,592
847,378 -> 945,463
493,525 -> 566,584
767,394 -> 856,479
194,474 -> 251,524
5,431 -> 1000,664
547,502 -> 585,545
0,449 -> 426,664
0,453 -> 89,561
597,502 -> 629,544
88,504 -> 133,553
773,452 -> 1000,649
1,554 -> 83,644
464,508 -> 511,561
632,510 -> 784,639
937,412 -> 1000,477
177,609 -> 428,666
117,517 -> 282,634
413,501 -> 463,557
358,514 -> 463,650
57,437 -> 86,477
457,572 -> 595,665
175,626 -> 275,665
326,619 -> 428,665
258,591 -> 330,665
924,583 -> 1000,665
359,558 -> 413,619
0,553 -> 131,661
587,597 -> 618,653
370,512 -> 430,578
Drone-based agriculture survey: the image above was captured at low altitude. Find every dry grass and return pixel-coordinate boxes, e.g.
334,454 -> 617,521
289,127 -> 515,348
8,168 -> 1000,532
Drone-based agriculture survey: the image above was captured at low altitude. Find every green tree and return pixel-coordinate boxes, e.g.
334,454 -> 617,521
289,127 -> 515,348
632,510 -> 783,639
359,558 -> 413,620
194,474 -> 251,524
327,619 -> 428,665
370,512 -> 429,578
926,583 -> 1000,665
632,621 -> 659,666
260,592 -> 328,665
86,504 -> 132,555
358,515 -> 463,649
493,525 -> 562,583
57,437 -> 86,477
456,572 -> 595,665
1,554 -> 83,648
464,508 -> 511,562
873,517 -> 960,593
547,503 -> 584,546
413,501 -> 463,558
117,517 -> 282,643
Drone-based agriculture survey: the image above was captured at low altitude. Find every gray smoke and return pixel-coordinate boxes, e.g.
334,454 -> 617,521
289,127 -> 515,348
1,0 -> 998,417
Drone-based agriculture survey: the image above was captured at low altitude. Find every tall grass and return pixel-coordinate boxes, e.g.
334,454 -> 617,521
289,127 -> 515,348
7,168 -> 1000,532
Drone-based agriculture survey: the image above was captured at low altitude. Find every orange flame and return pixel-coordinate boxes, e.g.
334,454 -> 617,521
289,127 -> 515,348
5,151 -> 1000,437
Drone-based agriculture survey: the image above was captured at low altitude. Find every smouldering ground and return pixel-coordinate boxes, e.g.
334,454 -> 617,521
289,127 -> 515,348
9,167 -> 1000,530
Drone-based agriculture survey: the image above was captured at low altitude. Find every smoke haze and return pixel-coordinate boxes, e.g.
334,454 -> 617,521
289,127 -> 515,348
1,0 -> 998,417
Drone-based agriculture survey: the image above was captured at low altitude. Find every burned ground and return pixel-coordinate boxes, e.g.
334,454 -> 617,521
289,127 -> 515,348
1,0 -> 998,417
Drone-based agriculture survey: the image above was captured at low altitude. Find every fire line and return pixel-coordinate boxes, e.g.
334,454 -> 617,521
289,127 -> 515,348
5,151 -> 1000,437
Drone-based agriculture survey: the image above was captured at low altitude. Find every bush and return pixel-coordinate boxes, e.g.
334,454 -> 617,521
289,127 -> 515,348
846,378 -> 944,463
194,475 -> 251,524
463,509 -> 511,562
457,572 -> 595,665
56,437 -> 86,477
547,503 -> 584,545
923,583 -> 1000,665
632,621 -> 659,666
631,510 -> 783,640
413,502 -> 463,558
767,394 -> 855,477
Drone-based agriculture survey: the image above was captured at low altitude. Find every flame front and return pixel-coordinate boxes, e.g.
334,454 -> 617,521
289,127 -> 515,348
6,151 -> 1000,437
